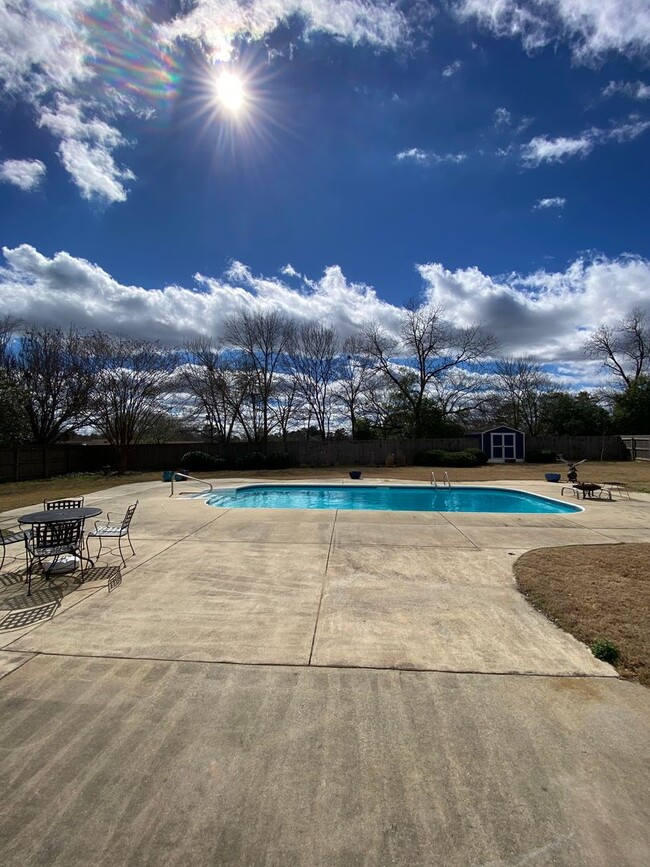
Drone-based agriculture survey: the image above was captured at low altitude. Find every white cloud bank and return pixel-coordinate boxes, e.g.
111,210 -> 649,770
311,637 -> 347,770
417,255 -> 650,363
2,244 -> 650,384
0,158 -> 46,191
453,0 -> 650,61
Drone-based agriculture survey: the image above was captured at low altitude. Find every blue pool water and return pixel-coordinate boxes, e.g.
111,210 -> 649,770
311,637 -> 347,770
206,484 -> 581,514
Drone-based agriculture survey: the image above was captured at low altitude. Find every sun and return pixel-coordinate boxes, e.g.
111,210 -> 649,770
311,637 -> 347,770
215,71 -> 245,114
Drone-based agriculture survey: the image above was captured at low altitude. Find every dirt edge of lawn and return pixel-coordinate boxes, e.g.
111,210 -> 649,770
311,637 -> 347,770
514,543 -> 650,687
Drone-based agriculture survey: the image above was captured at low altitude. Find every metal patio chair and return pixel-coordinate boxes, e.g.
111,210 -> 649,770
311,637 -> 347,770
25,519 -> 86,596
87,501 -> 138,566
44,497 -> 85,510
0,526 -> 30,572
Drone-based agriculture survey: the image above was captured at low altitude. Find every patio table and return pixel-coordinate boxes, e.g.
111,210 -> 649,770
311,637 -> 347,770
18,507 -> 103,571
18,507 -> 102,525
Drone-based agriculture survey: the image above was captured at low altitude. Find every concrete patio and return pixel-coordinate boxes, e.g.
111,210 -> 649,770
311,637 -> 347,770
1,477 -> 649,865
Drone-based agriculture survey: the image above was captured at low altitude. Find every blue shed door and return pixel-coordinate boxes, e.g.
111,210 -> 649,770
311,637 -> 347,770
491,432 -> 516,461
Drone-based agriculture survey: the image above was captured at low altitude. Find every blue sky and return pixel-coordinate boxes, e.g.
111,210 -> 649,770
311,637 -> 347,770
1,0 -> 649,389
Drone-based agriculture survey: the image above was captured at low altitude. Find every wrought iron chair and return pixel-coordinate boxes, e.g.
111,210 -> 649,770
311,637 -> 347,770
87,501 -> 138,566
25,519 -> 86,596
44,497 -> 85,510
0,526 -> 30,572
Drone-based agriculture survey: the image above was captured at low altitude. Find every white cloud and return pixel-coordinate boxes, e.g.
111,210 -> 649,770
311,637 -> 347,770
396,148 -> 467,165
442,60 -> 462,77
521,117 -> 650,166
521,133 -> 594,165
453,0 -> 650,61
397,147 -> 429,163
534,196 -> 566,209
3,244 -> 650,389
0,245 -> 401,344
494,106 -> 512,127
38,100 -> 124,148
38,98 -> 133,202
157,0 -> 409,60
57,139 -> 135,203
0,158 -> 46,191
417,254 -> 650,363
605,117 -> 650,142
603,80 -> 650,100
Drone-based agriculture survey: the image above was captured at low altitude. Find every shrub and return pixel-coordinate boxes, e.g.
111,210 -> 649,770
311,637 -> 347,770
414,449 -> 447,466
526,449 -> 557,463
414,448 -> 488,467
180,451 -> 227,471
235,451 -> 267,470
265,451 -> 294,469
590,639 -> 620,664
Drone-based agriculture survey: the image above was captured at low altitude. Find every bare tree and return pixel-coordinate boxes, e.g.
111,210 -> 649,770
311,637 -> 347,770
224,310 -> 294,443
88,333 -> 178,473
266,378 -> 301,445
428,367 -> 493,428
11,326 -> 95,443
177,337 -> 248,443
492,356 -> 553,435
0,315 -> 21,368
583,307 -> 650,388
363,302 -> 496,436
335,336 -> 379,438
287,323 -> 342,440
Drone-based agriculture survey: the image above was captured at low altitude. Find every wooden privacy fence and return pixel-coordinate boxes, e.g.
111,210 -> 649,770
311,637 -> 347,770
0,435 -> 629,483
620,436 -> 650,461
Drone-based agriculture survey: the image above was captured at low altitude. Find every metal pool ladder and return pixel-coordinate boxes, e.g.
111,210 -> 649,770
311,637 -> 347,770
169,473 -> 214,497
431,471 -> 451,488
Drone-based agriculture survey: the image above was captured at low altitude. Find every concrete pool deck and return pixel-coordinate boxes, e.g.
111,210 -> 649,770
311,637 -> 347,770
1,477 -> 649,865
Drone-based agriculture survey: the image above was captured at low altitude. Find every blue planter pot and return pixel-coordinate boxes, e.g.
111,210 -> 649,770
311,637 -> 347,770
545,472 -> 561,482
349,470 -> 362,480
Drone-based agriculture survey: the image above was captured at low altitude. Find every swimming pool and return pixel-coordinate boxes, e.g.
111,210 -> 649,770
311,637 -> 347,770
206,484 -> 582,514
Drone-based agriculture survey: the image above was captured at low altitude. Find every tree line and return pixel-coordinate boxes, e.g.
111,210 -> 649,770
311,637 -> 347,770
1,306 -> 649,471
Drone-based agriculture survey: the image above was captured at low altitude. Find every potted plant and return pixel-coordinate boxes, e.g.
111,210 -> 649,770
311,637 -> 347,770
349,470 -> 362,479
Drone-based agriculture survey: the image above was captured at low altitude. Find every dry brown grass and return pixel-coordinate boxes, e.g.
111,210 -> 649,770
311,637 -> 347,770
515,544 -> 650,686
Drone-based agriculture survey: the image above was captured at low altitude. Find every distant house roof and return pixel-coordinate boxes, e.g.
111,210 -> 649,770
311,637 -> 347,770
466,424 -> 526,435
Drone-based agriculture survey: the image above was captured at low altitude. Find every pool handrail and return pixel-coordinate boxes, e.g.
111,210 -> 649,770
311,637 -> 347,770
169,472 -> 214,498
431,472 -> 452,488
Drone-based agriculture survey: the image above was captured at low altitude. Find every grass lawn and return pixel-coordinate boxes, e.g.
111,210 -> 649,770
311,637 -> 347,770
2,461 -> 649,687
515,545 -> 650,687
